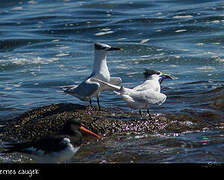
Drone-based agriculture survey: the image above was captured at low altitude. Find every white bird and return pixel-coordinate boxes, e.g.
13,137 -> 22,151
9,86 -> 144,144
133,69 -> 162,92
133,69 -> 175,92
92,69 -> 174,118
63,42 -> 122,110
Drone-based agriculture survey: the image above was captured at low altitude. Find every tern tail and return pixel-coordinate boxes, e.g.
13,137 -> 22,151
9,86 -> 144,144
91,78 -> 121,92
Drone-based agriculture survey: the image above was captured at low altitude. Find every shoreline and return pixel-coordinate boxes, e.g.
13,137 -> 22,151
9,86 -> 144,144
0,103 -> 221,143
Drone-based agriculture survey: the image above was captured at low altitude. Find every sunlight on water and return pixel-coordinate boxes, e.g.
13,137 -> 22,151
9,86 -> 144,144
0,0 -> 224,163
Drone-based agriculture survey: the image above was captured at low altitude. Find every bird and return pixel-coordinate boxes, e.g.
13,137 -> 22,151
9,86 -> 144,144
133,69 -> 175,92
63,42 -> 122,110
92,69 -> 174,118
1,119 -> 100,163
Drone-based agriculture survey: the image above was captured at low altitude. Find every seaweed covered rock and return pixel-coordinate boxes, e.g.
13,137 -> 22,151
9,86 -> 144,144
0,103 -> 221,142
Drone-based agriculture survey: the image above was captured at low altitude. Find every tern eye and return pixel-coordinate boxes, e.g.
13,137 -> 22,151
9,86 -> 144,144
144,69 -> 161,78
101,47 -> 107,50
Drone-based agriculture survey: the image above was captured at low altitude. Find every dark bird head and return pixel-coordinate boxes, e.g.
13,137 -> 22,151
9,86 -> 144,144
143,68 -> 176,84
95,42 -> 122,51
63,119 -> 81,135
143,69 -> 161,79
64,119 -> 100,139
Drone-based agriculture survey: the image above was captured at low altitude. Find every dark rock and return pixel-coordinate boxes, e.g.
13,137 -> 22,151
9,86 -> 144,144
0,103 -> 222,142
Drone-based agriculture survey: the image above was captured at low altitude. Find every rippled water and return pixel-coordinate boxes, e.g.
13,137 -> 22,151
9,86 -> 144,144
0,0 -> 224,163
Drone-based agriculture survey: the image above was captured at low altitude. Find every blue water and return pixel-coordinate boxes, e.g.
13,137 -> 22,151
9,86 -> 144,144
1,0 -> 224,163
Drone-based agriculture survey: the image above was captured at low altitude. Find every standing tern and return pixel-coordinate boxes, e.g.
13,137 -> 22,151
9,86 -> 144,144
1,119 -> 100,163
133,69 -> 175,92
92,69 -> 174,118
63,42 -> 122,110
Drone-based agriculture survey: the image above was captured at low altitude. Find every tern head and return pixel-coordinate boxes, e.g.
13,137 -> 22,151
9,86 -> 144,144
143,69 -> 162,79
144,69 -> 175,84
95,42 -> 121,52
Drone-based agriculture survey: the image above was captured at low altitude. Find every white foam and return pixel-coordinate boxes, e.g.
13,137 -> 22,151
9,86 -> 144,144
55,53 -> 69,57
175,29 -> 187,33
13,84 -> 22,88
94,31 -> 114,36
196,66 -> 215,71
215,57 -> 224,62
196,43 -> 204,46
2,57 -> 59,66
211,20 -> 220,24
173,15 -> 193,19
12,6 -> 23,11
117,38 -> 127,41
140,39 -> 150,44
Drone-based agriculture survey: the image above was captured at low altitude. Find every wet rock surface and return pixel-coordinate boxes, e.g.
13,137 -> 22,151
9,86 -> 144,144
0,103 -> 222,143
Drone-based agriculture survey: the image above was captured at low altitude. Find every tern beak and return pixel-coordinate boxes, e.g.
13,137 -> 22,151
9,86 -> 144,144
161,74 -> 176,80
80,126 -> 101,139
160,74 -> 176,84
107,47 -> 122,51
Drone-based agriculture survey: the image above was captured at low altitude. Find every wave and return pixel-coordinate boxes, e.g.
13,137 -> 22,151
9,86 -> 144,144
0,57 -> 59,71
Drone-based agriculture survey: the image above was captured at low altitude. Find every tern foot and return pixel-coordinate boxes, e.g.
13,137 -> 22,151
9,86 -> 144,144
146,109 -> 153,120
148,113 -> 153,120
139,110 -> 142,116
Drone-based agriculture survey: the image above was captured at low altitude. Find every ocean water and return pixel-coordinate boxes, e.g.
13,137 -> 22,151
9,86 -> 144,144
0,0 -> 224,163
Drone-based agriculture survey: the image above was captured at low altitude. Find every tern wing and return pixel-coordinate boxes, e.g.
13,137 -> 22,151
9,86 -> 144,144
64,79 -> 100,101
92,76 -> 122,91
91,78 -> 121,92
109,77 -> 122,86
131,89 -> 166,106
133,79 -> 160,92
133,82 -> 148,91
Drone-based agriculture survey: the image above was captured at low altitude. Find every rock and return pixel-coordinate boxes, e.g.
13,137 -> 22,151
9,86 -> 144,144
0,103 -> 222,142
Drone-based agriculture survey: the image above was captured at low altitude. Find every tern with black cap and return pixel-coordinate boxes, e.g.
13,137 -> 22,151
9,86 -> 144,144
92,69 -> 175,118
134,69 -> 175,92
63,42 -> 122,110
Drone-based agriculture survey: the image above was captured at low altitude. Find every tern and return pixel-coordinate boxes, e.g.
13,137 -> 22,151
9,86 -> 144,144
133,69 -> 175,92
1,119 -> 100,163
63,42 -> 122,110
92,69 -> 174,118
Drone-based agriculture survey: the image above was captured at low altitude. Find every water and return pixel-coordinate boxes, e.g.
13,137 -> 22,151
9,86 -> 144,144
0,0 -> 224,163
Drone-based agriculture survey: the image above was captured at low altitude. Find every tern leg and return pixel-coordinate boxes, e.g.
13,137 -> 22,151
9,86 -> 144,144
89,99 -> 92,106
147,109 -> 152,120
88,98 -> 95,110
139,109 -> 142,116
97,96 -> 101,111
147,109 -> 150,115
